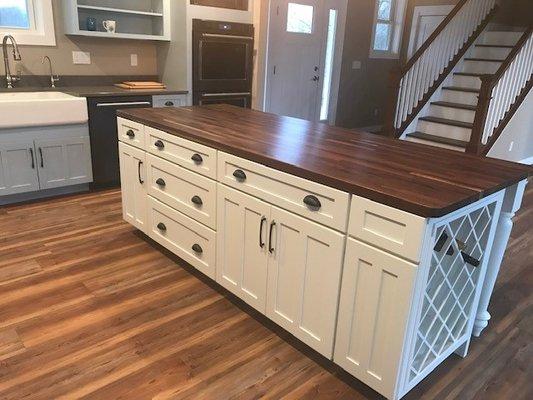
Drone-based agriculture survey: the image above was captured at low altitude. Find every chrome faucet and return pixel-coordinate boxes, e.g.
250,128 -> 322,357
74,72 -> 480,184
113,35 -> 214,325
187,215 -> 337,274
42,56 -> 59,88
2,35 -> 22,88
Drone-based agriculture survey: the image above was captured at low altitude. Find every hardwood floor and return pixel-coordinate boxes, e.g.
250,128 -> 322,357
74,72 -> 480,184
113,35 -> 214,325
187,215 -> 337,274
0,187 -> 531,400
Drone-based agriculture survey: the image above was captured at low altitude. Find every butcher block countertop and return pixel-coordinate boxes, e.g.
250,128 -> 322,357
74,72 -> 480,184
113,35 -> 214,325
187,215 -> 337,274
117,105 -> 531,217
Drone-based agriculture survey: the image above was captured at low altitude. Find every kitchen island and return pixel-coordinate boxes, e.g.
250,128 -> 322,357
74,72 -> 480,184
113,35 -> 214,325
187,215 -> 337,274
116,105 -> 530,400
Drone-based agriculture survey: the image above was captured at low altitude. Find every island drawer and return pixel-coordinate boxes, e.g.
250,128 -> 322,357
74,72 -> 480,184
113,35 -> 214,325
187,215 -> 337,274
146,154 -> 216,230
117,117 -> 145,150
218,152 -> 350,232
146,127 -> 217,179
147,196 -> 216,279
348,195 -> 427,263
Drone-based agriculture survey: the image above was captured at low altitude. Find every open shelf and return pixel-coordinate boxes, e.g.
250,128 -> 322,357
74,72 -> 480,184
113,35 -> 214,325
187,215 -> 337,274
77,5 -> 164,17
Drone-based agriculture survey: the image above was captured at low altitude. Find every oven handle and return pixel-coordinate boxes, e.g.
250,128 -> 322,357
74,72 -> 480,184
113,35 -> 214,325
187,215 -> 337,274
201,92 -> 251,97
201,33 -> 253,40
96,101 -> 151,107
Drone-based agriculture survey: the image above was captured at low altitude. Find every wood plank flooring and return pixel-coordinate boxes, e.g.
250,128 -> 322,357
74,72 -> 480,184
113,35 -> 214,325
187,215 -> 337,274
0,187 -> 531,400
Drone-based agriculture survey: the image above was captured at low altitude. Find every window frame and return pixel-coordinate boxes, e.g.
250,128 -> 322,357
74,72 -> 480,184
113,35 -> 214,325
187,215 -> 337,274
0,0 -> 56,46
369,0 -> 406,59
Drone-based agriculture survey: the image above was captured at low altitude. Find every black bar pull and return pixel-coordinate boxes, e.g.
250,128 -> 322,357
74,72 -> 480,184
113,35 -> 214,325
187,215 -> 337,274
269,221 -> 276,254
191,195 -> 203,206
156,178 -> 166,187
154,140 -> 165,149
233,169 -> 246,182
138,161 -> 144,184
434,232 -> 448,252
192,243 -> 203,254
191,153 -> 203,164
157,222 -> 166,231
165,101 -> 174,106
259,216 -> 267,248
461,251 -> 480,267
126,129 -> 135,138
39,147 -> 44,168
303,195 -> 321,210
29,148 -> 35,169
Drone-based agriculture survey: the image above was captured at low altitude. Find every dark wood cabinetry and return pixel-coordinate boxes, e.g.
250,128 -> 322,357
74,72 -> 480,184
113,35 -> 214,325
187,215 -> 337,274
190,0 -> 248,11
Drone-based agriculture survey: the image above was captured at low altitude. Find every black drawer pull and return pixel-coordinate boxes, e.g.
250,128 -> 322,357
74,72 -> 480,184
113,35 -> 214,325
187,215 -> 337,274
191,195 -> 203,206
154,140 -> 165,149
165,101 -> 174,106
191,153 -> 203,164
233,169 -> 247,182
126,129 -> 135,138
157,222 -> 167,231
138,161 -> 144,184
259,216 -> 267,248
461,252 -> 480,267
303,195 -> 321,210
156,178 -> 166,187
192,244 -> 203,254
29,148 -> 35,169
269,221 -> 276,254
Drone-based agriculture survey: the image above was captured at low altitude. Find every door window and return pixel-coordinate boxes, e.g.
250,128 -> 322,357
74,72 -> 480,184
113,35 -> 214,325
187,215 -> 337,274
286,3 -> 314,34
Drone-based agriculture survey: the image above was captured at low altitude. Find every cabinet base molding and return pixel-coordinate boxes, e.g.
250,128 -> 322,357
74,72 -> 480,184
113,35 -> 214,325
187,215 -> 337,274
0,183 -> 90,206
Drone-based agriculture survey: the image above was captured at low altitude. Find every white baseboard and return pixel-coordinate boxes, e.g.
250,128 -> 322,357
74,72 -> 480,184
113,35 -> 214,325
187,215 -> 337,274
519,156 -> 533,165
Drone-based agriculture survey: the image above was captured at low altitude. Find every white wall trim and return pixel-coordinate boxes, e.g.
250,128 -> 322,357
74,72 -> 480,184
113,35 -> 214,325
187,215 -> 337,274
520,156 -> 533,165
0,0 -> 56,46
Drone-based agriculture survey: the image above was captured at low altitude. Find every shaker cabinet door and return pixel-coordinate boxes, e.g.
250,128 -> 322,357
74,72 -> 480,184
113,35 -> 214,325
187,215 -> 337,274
0,140 -> 40,195
266,206 -> 344,358
119,142 -> 147,232
216,184 -> 271,313
334,238 -> 417,399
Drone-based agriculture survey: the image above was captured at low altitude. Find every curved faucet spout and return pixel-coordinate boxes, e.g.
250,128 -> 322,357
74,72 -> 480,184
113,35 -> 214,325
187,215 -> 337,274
2,35 -> 22,88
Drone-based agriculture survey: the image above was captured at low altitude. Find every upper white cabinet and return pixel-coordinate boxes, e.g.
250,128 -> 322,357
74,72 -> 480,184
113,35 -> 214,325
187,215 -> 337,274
0,139 -> 40,196
62,0 -> 171,41
266,206 -> 345,358
119,142 -> 147,232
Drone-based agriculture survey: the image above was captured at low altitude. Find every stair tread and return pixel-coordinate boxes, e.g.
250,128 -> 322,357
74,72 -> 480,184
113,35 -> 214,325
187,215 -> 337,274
475,44 -> 514,48
419,116 -> 473,129
442,86 -> 480,93
406,131 -> 469,148
430,101 -> 477,111
454,72 -> 487,77
464,57 -> 505,62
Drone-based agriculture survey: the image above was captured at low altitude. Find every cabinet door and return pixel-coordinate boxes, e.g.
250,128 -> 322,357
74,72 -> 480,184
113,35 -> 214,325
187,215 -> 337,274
266,206 -> 344,358
0,140 -> 40,195
217,184 -> 271,313
334,238 -> 416,399
119,142 -> 147,232
35,137 -> 93,189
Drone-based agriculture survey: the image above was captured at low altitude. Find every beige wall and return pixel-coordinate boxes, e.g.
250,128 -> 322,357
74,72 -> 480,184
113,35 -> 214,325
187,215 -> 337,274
14,1 -> 158,76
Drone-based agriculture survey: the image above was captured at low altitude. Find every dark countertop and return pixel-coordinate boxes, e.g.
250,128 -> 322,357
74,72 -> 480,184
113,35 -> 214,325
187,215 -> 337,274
0,86 -> 188,97
118,105 -> 532,218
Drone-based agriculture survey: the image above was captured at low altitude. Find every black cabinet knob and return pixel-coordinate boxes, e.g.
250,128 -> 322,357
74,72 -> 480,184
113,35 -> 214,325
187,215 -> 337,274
156,178 -> 166,187
191,195 -> 203,206
303,195 -> 321,210
126,129 -> 135,138
165,101 -> 174,106
233,169 -> 247,182
154,140 -> 165,149
191,153 -> 203,164
192,244 -> 203,254
157,222 -> 167,231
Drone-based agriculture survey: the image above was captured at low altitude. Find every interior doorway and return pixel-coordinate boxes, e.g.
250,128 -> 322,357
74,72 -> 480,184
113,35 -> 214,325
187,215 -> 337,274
264,0 -> 347,123
407,5 -> 454,58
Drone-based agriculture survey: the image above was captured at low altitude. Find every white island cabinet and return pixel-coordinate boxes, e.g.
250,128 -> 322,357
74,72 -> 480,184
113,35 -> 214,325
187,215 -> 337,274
116,113 -> 526,400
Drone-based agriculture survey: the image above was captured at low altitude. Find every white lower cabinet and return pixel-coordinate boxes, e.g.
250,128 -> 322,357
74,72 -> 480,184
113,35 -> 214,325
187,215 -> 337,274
334,238 -> 417,400
119,142 -> 147,232
266,205 -> 345,358
216,184 -> 271,313
0,139 -> 40,195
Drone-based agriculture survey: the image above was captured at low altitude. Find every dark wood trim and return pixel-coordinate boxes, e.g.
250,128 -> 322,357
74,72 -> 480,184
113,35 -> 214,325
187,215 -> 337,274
481,76 -> 533,156
466,75 -> 494,154
190,0 -> 248,11
393,6 -> 498,138
383,67 -> 402,137
492,28 -> 532,83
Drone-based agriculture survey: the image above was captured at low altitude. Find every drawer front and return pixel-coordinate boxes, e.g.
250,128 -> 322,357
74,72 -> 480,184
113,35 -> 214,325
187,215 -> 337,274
147,196 -> 216,278
348,195 -> 427,263
147,154 -> 216,230
146,127 -> 217,180
117,117 -> 145,149
152,94 -> 188,108
218,152 -> 350,232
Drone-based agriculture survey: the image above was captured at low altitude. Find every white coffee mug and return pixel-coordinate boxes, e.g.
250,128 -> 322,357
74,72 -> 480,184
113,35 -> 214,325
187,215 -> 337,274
103,20 -> 116,33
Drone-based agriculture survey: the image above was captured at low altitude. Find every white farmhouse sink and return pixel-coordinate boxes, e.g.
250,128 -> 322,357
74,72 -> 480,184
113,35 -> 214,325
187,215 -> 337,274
0,92 -> 88,129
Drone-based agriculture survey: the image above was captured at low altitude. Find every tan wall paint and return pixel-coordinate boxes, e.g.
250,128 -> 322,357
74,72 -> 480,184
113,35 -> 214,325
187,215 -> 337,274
12,1 -> 158,76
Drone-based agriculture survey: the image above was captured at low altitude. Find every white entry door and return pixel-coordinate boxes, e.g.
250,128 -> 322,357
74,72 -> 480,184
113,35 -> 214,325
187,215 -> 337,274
408,5 -> 454,58
267,0 -> 340,121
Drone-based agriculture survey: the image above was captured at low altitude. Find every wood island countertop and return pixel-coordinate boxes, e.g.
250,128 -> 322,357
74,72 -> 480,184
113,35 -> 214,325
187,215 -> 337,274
117,105 -> 531,217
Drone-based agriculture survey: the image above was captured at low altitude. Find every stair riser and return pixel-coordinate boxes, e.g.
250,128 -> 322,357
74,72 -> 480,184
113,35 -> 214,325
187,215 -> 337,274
472,46 -> 512,59
452,75 -> 482,90
480,31 -> 523,46
417,120 -> 472,141
405,137 -> 466,152
462,60 -> 502,74
428,105 -> 476,124
441,90 -> 479,106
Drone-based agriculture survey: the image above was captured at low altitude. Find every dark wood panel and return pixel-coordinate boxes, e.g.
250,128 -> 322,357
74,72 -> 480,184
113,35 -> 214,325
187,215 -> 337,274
0,187 -> 531,399
117,105 -> 532,217
191,0 -> 248,11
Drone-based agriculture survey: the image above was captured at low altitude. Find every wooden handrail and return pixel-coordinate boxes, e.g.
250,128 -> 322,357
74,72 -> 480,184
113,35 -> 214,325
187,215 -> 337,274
490,27 -> 532,87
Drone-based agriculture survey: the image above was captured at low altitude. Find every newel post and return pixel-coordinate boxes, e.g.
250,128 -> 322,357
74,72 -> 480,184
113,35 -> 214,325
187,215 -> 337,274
383,66 -> 402,138
466,74 -> 493,154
